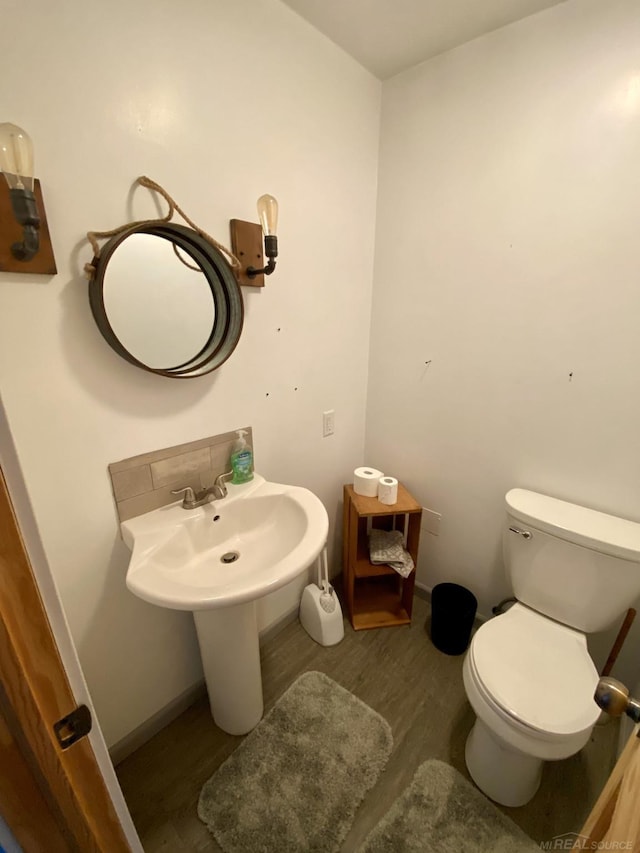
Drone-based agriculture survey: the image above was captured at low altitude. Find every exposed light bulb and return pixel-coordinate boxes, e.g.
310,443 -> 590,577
0,122 -> 40,261
0,123 -> 35,191
257,194 -> 278,237
242,193 -> 279,278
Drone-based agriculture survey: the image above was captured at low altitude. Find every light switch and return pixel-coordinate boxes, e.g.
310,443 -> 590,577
322,410 -> 335,437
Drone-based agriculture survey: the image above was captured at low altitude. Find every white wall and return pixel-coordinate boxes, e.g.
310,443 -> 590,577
367,0 -> 640,682
0,0 -> 380,746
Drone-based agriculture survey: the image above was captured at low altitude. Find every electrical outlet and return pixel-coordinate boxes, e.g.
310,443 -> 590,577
421,507 -> 441,536
322,409 -> 335,437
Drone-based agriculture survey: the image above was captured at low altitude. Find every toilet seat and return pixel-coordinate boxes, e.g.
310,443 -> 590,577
466,654 -> 559,742
469,604 -> 600,737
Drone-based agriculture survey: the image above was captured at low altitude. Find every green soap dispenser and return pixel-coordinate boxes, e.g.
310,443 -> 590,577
230,429 -> 254,484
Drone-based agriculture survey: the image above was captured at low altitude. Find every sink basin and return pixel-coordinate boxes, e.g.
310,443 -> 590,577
121,474 -> 329,734
122,474 -> 328,610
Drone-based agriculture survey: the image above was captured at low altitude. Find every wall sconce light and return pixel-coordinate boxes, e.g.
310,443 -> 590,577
230,194 -> 279,288
0,122 -> 56,274
0,123 -> 40,261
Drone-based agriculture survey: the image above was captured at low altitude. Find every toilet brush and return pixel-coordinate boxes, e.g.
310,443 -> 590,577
318,551 -> 336,613
299,548 -> 344,646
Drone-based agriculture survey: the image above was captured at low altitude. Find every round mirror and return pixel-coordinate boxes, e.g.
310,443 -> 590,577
88,223 -> 243,378
103,234 -> 216,369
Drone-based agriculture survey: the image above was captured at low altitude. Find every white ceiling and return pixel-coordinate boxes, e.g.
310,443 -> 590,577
280,0 -> 567,79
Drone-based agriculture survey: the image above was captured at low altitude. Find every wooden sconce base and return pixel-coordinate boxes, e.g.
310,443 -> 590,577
0,179 -> 57,275
230,218 -> 264,287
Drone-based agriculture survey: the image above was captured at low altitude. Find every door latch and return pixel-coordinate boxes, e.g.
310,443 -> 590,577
594,677 -> 640,736
53,704 -> 92,750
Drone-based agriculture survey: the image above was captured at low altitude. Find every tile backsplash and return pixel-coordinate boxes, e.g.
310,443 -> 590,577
109,427 -> 253,523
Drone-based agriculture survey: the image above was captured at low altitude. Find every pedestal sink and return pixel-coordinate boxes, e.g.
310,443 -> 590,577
121,474 -> 328,734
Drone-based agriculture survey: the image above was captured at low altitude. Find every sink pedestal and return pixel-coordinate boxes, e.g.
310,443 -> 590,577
193,602 -> 264,735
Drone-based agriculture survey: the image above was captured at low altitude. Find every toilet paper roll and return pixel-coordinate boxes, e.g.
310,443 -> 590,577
353,467 -> 384,497
377,476 -> 399,505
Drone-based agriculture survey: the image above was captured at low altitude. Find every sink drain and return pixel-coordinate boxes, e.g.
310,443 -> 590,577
221,551 -> 240,564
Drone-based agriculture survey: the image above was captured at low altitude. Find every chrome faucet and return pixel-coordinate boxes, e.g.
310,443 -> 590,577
171,470 -> 233,509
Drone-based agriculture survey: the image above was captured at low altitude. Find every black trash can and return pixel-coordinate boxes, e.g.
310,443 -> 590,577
430,582 -> 477,655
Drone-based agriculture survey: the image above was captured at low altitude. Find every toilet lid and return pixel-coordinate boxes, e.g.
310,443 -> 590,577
471,605 -> 600,736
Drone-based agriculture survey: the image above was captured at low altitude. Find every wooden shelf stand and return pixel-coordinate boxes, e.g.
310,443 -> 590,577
342,483 -> 422,630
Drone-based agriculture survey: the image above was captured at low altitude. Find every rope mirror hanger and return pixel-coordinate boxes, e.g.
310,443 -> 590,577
84,175 -> 241,279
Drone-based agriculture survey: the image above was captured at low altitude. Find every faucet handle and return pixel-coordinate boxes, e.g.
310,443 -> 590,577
171,486 -> 196,505
214,470 -> 234,498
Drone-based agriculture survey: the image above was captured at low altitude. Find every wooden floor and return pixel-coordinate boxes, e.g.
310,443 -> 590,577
116,596 -> 618,852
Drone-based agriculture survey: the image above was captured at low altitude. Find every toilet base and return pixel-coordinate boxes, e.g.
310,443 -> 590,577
465,718 -> 543,807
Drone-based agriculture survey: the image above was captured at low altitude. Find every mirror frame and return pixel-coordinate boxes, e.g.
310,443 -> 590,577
88,223 -> 244,378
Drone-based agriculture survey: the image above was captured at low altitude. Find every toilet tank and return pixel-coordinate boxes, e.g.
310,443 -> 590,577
504,489 -> 640,633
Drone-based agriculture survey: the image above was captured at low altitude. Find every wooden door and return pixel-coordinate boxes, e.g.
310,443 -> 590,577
0,704 -> 71,850
576,725 -> 640,850
0,465 -> 131,852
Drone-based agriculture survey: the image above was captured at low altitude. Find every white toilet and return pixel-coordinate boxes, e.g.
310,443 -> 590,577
463,487 -> 640,807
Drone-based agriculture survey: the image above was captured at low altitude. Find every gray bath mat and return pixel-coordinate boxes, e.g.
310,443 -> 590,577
359,760 -> 539,852
198,670 -> 393,853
